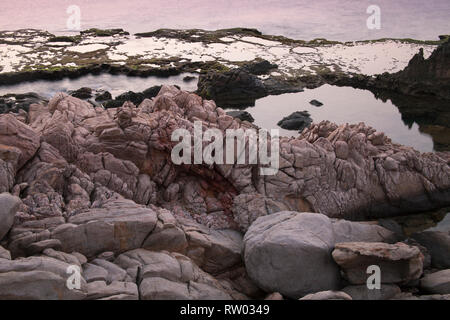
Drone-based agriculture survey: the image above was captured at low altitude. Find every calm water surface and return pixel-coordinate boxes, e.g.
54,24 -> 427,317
230,85 -> 435,152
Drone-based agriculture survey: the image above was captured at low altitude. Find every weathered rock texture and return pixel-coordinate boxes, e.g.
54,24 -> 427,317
0,85 -> 449,234
0,85 -> 449,300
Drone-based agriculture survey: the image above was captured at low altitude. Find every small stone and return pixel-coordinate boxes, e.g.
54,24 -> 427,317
97,251 -> 115,262
332,242 -> 424,285
342,284 -> 401,300
265,292 -> 284,300
300,290 -> 352,300
309,99 -> 324,107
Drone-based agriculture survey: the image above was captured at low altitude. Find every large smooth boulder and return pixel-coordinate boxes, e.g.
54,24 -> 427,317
0,193 -> 21,240
420,269 -> 450,294
243,211 -> 395,299
244,212 -> 339,299
332,242 -> 424,285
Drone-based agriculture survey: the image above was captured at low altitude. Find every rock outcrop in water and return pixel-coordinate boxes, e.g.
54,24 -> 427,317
0,86 -> 449,300
197,60 -> 303,108
277,111 -> 312,132
367,40 -> 450,100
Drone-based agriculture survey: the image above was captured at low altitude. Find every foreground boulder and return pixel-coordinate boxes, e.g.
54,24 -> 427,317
243,211 -> 396,298
332,242 -> 424,284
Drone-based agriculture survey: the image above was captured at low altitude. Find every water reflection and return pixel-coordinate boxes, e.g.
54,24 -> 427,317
0,73 -> 198,99
228,85 -> 439,152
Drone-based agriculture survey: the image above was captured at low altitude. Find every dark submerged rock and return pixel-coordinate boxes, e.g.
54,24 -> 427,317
277,111 -> 312,132
103,86 -> 162,109
310,99 -> 324,107
0,92 -> 48,114
94,90 -> 112,102
70,87 -> 93,100
226,110 -> 255,123
183,75 -> 196,82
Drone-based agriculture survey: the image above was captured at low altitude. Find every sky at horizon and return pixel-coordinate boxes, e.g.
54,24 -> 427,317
0,0 -> 449,41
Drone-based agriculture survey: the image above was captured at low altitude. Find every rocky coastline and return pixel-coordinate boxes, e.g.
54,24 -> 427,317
0,84 -> 449,300
0,28 -> 449,300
